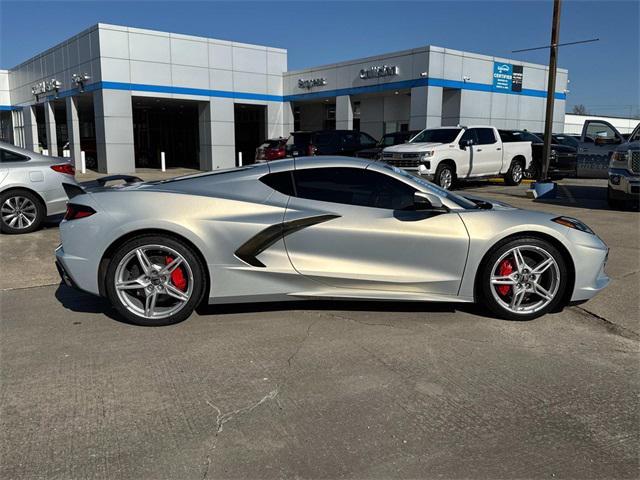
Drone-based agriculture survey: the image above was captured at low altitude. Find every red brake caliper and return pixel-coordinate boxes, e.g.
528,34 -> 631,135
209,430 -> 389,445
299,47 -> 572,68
497,259 -> 514,297
165,256 -> 187,291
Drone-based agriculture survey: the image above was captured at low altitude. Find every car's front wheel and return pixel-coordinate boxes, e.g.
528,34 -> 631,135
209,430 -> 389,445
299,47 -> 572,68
0,189 -> 45,234
434,163 -> 455,190
480,237 -> 568,320
105,234 -> 206,326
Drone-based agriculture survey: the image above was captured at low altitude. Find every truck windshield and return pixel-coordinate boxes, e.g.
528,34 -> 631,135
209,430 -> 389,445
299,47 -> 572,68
411,128 -> 461,144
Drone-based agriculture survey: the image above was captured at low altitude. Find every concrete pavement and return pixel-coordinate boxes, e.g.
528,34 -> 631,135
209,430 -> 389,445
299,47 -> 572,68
1,174 -> 638,479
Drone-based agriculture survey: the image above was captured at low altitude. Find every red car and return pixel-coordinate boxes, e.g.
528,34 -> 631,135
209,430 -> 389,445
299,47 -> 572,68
255,138 -> 288,162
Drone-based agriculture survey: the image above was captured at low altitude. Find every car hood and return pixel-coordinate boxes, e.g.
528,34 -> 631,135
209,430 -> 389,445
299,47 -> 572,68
384,142 -> 443,152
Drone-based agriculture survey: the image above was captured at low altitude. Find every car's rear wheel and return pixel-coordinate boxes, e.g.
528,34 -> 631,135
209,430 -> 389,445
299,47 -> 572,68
504,160 -> 525,185
0,189 -> 45,234
480,237 -> 568,320
105,235 -> 206,326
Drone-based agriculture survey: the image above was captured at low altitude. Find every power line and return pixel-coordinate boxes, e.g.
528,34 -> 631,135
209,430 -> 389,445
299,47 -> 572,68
512,38 -> 599,53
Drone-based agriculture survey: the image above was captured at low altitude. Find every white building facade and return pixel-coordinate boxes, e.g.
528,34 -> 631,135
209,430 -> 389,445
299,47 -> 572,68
0,23 -> 569,173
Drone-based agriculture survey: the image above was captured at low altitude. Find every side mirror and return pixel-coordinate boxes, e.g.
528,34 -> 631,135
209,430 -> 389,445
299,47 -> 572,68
459,139 -> 473,149
414,191 -> 447,211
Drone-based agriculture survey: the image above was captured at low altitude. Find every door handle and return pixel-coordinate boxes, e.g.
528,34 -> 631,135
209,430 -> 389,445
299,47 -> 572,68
476,148 -> 483,152
496,147 -> 501,151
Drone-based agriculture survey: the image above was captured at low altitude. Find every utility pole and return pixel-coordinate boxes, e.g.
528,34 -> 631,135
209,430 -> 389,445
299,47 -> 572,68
541,0 -> 562,181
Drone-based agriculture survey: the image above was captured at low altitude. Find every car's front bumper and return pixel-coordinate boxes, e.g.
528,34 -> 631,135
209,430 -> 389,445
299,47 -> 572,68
567,230 -> 610,302
608,168 -> 640,199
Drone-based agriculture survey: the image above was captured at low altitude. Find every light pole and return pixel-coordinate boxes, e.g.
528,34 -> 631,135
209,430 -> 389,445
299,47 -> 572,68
541,0 -> 562,181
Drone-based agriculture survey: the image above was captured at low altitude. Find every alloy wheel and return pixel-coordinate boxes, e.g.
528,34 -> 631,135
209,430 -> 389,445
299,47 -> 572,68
511,163 -> 523,183
1,196 -> 38,230
439,169 -> 453,189
114,244 -> 194,320
489,245 -> 560,315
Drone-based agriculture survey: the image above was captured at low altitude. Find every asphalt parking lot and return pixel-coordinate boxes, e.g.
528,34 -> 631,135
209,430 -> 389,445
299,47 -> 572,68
1,174 -> 638,479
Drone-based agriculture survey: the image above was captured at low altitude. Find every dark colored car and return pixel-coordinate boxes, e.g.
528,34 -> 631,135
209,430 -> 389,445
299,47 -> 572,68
285,130 -> 378,157
499,130 -> 577,179
355,130 -> 421,160
255,138 -> 288,162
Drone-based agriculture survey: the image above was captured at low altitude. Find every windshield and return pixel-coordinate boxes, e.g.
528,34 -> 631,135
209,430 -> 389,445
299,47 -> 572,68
379,134 -> 398,147
410,128 -> 461,144
382,164 -> 479,209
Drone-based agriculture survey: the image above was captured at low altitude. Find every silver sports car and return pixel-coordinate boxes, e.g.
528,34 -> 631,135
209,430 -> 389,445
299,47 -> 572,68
1,142 -> 78,234
55,157 -> 609,326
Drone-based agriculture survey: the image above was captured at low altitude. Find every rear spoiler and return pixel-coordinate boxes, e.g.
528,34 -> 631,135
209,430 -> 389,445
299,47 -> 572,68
62,174 -> 143,199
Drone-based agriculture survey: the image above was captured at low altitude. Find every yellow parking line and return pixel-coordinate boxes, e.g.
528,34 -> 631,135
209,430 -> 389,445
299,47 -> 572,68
488,178 -> 534,184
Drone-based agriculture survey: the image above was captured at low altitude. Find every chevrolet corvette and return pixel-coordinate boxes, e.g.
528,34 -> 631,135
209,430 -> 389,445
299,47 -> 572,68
55,157 -> 609,326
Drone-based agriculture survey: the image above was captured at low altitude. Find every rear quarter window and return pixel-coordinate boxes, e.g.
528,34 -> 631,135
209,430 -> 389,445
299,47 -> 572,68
0,149 -> 29,162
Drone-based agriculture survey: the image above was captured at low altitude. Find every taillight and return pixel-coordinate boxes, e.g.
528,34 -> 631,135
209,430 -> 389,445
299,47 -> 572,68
307,144 -> 318,156
51,163 -> 75,176
264,147 -> 286,160
64,203 -> 96,221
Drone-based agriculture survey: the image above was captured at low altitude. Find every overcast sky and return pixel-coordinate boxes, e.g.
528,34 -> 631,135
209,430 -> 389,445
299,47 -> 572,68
1,0 -> 638,117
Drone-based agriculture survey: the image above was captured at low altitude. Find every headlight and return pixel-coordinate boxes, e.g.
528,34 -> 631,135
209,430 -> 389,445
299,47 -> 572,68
420,151 -> 434,160
611,151 -> 628,162
552,216 -> 595,235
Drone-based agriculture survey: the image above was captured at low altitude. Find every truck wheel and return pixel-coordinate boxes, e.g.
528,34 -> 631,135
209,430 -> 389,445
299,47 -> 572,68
434,163 -> 455,190
504,160 -> 524,186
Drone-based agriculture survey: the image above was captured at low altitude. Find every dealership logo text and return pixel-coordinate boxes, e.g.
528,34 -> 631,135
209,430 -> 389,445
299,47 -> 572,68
31,79 -> 62,96
298,78 -> 327,89
359,65 -> 399,80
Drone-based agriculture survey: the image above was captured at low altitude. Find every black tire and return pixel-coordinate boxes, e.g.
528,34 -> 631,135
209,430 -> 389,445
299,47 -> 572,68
434,162 -> 456,190
0,189 -> 45,234
607,186 -> 625,210
525,160 -> 541,181
504,159 -> 525,186
105,234 -> 206,326
479,236 -> 568,321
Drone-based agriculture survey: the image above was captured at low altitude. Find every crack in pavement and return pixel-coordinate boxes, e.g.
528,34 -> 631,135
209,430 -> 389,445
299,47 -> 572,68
201,388 -> 279,479
287,318 -> 321,367
572,306 -> 639,342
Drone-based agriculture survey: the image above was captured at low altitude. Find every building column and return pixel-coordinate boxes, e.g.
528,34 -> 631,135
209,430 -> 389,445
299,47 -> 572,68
44,100 -> 58,156
336,95 -> 353,130
65,96 -> 82,169
266,101 -> 291,139
409,86 -> 443,130
23,105 -> 39,152
198,98 -> 235,171
11,110 -> 23,147
93,89 -> 135,173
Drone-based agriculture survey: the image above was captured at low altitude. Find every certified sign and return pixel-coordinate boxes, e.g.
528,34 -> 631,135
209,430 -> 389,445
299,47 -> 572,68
298,78 -> 327,89
359,65 -> 399,80
493,63 -> 523,92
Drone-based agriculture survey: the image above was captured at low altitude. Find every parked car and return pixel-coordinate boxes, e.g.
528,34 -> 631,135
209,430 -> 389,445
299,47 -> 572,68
56,157 -> 608,326
382,126 -> 532,189
607,122 -> 639,209
498,130 -> 577,179
355,130 -> 421,160
574,119 -> 630,178
255,138 -> 288,162
285,130 -> 378,157
0,142 -> 78,234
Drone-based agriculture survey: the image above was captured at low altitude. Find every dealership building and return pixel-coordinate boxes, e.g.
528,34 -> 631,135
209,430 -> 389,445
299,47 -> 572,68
0,23 -> 568,173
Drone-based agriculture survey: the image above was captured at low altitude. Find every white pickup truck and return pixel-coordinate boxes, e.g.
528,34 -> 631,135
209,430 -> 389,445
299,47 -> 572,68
381,126 -> 532,189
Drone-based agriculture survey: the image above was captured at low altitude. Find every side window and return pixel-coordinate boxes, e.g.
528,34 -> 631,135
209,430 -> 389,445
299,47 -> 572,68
0,149 -> 29,163
260,171 -> 295,196
359,132 -> 376,147
476,128 -> 497,145
293,167 -> 416,210
341,132 -> 358,147
585,122 -> 620,144
460,129 -> 478,145
630,127 -> 640,143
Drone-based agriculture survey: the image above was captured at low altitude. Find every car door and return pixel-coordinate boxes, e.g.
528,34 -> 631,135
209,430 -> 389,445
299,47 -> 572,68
469,128 -> 502,176
578,120 -> 625,178
282,164 -> 469,295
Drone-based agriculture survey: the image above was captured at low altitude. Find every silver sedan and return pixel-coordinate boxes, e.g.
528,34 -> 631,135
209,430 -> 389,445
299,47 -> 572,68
0,142 -> 78,234
55,157 -> 610,326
